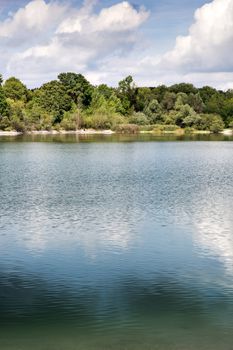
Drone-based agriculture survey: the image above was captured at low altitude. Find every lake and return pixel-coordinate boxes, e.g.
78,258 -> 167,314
1,135 -> 233,349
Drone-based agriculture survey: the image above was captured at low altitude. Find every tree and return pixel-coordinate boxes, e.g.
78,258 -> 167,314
32,80 -> 72,123
83,90 -> 125,129
144,99 -> 162,124
58,72 -> 93,108
150,85 -> 168,103
175,104 -> 198,127
60,104 -> 82,131
3,77 -> 28,102
183,111 -> 201,128
6,99 -> 27,132
0,71 -> 230,133
198,86 -> 218,103
198,114 -> 224,132
96,84 -> 114,99
175,93 -> 188,109
161,92 -> 176,111
0,74 -> 8,121
169,83 -> 197,95
222,98 -> 233,126
134,87 -> 154,112
129,112 -> 149,125
117,75 -> 136,114
188,93 -> 204,113
87,90 -> 123,116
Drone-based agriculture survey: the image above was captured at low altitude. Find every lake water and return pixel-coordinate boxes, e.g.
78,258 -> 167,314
1,135 -> 233,349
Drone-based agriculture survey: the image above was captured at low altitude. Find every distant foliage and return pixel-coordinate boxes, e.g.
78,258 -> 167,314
0,72 -> 231,133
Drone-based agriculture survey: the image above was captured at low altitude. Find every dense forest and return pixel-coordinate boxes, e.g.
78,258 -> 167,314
0,73 -> 233,133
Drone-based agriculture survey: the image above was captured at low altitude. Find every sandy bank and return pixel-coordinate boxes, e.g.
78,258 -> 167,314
28,129 -> 115,135
0,131 -> 22,136
221,129 -> 233,135
0,129 -> 115,136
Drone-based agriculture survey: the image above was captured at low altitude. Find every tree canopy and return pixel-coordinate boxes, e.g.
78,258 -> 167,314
0,72 -> 231,133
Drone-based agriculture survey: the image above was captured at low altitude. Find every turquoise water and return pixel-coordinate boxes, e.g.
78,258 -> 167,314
1,136 -> 233,349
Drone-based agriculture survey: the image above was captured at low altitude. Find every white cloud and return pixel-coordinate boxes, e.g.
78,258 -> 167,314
0,0 -> 67,44
0,0 -> 233,89
0,0 -> 149,86
160,0 -> 233,74
103,0 -> 233,89
57,1 -> 148,34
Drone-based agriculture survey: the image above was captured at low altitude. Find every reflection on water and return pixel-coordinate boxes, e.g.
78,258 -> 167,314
0,133 -> 233,144
0,139 -> 233,349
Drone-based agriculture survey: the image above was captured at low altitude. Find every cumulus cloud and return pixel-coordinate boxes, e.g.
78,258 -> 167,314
0,0 -> 233,89
57,1 -> 148,34
105,0 -> 233,89
0,0 -> 67,45
0,0 -> 149,86
160,0 -> 233,74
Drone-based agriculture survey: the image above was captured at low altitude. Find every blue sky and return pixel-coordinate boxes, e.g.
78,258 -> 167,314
0,0 -> 232,89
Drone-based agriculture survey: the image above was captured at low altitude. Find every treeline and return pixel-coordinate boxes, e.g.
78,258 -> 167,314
0,73 -> 233,133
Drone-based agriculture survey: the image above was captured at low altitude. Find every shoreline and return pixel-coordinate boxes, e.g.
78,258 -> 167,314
0,129 -> 232,137
0,129 -> 115,136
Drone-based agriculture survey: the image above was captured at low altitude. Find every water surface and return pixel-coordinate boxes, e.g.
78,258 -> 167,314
1,136 -> 233,349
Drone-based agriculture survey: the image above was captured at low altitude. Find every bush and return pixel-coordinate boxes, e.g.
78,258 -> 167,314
152,124 -> 165,134
0,115 -> 11,130
139,125 -> 156,131
229,120 -> 233,129
197,113 -> 224,133
114,124 -> 140,134
82,113 -> 125,130
11,116 -> 26,132
163,124 -> 179,132
184,127 -> 195,134
128,112 -> 149,125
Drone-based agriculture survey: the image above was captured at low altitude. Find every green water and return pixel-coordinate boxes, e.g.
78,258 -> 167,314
1,135 -> 233,349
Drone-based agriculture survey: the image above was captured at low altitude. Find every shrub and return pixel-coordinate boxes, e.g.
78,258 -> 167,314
114,124 -> 140,134
184,127 -> 195,134
229,120 -> 233,129
152,124 -> 164,134
197,113 -> 224,133
128,112 -> 149,125
163,124 -> 179,132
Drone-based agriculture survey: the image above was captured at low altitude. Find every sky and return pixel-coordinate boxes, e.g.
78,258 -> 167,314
0,0 -> 233,89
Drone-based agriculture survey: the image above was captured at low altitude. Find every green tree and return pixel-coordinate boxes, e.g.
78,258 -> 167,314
175,93 -> 188,109
0,74 -> 8,118
188,93 -> 204,113
6,98 -> 27,132
169,83 -> 197,95
205,93 -> 225,116
3,77 -> 28,102
32,80 -> 72,123
198,114 -> 224,132
129,112 -> 149,125
117,75 -> 136,114
134,87 -> 154,112
60,104 -> 82,131
144,99 -> 162,124
58,72 -> 93,108
83,90 -> 125,129
175,104 -> 198,127
229,120 -> 233,129
161,92 -> 176,111
198,86 -> 218,103
151,85 -> 168,103
97,84 -> 115,99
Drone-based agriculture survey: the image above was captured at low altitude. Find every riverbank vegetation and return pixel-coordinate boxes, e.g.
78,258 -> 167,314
0,73 -> 233,133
